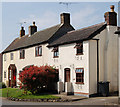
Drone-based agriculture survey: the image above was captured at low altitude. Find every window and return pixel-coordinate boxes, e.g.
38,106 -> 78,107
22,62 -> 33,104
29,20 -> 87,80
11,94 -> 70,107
74,42 -> 83,55
4,54 -> 6,61
52,47 -> 59,58
4,71 -> 6,79
10,53 -> 14,60
76,68 -> 84,84
20,49 -> 25,59
35,46 -> 42,56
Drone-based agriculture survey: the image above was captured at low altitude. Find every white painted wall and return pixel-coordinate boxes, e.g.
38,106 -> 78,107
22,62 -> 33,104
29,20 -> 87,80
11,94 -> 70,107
2,25 -> 118,96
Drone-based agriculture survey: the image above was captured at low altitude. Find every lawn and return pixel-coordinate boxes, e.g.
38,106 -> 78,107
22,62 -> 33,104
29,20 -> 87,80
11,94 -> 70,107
0,88 -> 60,99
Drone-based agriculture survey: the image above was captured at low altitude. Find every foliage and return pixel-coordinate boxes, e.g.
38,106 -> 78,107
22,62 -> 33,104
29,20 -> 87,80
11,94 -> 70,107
0,82 -> 6,89
0,88 -> 60,99
19,65 -> 58,94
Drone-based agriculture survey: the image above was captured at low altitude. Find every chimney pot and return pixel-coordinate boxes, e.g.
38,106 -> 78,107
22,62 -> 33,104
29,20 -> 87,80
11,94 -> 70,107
20,26 -> 25,37
104,5 -> 117,26
29,21 -> 37,36
110,5 -> 114,12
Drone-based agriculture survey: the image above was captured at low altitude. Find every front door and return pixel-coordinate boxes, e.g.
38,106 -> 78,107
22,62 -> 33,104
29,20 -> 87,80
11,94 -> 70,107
65,68 -> 70,82
8,64 -> 16,87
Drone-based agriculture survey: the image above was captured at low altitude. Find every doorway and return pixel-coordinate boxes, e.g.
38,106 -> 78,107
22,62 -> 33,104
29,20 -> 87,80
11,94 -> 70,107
8,64 -> 17,87
64,68 -> 70,82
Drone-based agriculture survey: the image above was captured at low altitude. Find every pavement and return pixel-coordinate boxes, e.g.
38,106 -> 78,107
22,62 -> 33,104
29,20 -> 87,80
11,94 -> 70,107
54,94 -> 87,101
1,95 -> 120,106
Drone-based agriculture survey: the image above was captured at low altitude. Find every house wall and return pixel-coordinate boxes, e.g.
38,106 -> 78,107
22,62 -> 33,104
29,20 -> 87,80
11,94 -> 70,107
92,25 -> 118,92
89,40 -> 97,95
48,42 -> 90,96
2,43 -> 49,85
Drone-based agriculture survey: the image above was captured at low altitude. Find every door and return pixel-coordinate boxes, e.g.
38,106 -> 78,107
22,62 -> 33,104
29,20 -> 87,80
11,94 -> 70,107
65,68 -> 70,82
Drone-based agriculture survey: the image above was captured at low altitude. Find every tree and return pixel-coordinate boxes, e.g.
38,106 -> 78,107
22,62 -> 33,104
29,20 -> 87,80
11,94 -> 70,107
19,65 -> 58,94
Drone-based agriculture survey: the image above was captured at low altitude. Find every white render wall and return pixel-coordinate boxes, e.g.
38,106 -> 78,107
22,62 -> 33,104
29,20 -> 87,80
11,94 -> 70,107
2,25 -> 118,96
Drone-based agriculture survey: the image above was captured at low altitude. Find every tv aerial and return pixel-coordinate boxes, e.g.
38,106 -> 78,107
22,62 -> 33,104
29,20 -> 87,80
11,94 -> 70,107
19,22 -> 26,27
59,2 -> 77,12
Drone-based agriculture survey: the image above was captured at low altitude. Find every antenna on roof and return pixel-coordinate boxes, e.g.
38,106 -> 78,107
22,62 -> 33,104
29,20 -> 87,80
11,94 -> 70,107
59,2 -> 77,12
19,22 -> 26,27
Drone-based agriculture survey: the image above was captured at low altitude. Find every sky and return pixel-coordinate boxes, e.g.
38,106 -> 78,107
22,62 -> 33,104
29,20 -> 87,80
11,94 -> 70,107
1,2 -> 119,53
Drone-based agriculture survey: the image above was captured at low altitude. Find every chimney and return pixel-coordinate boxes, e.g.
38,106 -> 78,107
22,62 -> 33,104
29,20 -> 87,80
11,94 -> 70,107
60,13 -> 70,25
29,21 -> 37,36
104,5 -> 117,26
20,26 -> 25,37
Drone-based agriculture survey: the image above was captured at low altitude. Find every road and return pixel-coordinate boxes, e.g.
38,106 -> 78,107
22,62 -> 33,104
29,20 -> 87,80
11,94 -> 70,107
1,96 -> 120,107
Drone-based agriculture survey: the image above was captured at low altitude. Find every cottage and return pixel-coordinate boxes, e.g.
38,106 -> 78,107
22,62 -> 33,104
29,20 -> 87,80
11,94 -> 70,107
2,5 -> 118,97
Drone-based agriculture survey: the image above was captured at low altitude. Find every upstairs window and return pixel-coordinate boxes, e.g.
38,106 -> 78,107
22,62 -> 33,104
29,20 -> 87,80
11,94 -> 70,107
74,42 -> 83,55
76,68 -> 84,84
10,53 -> 14,60
20,49 -> 25,59
52,47 -> 59,58
35,46 -> 42,56
4,54 -> 6,61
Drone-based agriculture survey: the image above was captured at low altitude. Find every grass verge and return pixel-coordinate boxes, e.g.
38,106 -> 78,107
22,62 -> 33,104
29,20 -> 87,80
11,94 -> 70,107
0,88 -> 60,99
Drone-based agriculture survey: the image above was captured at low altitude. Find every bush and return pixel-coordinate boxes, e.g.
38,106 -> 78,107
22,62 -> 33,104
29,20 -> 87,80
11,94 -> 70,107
19,65 -> 58,94
0,82 -> 6,89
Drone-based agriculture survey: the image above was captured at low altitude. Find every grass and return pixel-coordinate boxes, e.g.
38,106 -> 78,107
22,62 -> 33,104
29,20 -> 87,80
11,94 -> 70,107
0,88 -> 60,99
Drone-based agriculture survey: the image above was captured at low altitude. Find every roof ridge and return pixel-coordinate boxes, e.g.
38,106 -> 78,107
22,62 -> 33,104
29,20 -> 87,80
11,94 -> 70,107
68,22 -> 106,34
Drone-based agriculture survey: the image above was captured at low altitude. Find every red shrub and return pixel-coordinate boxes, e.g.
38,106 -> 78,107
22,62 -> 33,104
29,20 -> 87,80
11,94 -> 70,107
19,65 -> 58,94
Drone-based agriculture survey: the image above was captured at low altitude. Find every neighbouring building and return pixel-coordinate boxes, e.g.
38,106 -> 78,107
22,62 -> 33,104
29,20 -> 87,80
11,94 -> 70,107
0,53 -> 2,82
2,5 -> 118,97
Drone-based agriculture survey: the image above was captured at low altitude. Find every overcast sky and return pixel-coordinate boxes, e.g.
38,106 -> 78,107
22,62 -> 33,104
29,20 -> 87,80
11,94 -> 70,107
1,2 -> 119,52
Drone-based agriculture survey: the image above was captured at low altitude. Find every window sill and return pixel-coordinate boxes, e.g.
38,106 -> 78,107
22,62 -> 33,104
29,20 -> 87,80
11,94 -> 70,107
20,58 -> 25,59
35,55 -> 42,57
53,56 -> 59,58
76,53 -> 83,55
75,82 -> 84,84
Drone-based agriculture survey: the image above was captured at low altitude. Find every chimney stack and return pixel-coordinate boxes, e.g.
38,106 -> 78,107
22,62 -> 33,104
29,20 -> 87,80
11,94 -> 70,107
29,21 -> 37,36
60,13 -> 70,25
20,26 -> 25,37
104,5 -> 117,26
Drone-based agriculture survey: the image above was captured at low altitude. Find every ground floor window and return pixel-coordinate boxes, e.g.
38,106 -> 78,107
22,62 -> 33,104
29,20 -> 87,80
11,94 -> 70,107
4,71 -> 6,79
76,68 -> 84,84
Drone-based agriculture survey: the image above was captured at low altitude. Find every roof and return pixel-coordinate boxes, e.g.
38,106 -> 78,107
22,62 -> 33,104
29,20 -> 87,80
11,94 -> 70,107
3,24 -> 74,53
48,22 -> 107,47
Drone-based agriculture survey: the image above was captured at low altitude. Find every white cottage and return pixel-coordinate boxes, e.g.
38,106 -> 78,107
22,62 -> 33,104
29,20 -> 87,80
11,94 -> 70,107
2,5 -> 118,97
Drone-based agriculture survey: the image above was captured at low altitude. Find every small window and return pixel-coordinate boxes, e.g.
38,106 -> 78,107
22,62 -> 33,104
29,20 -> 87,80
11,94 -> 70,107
74,42 -> 83,55
20,49 -> 25,59
10,53 -> 14,60
4,71 -> 6,79
4,54 -> 6,61
35,46 -> 42,56
76,68 -> 84,84
52,47 -> 59,58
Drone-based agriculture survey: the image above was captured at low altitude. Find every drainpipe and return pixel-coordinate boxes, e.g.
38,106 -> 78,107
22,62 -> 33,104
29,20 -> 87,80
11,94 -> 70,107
92,39 -> 99,94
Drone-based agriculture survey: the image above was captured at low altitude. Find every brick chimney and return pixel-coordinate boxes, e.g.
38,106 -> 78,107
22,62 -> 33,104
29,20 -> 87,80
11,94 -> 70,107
20,26 -> 25,37
29,21 -> 37,36
104,5 -> 117,26
60,13 -> 70,25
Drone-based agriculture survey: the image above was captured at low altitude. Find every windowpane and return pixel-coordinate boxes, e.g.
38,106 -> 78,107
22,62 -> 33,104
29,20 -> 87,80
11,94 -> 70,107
4,71 -> 6,78
53,47 -> 59,58
76,68 -> 84,84
4,54 -> 6,61
35,46 -> 42,56
11,53 -> 13,60
20,49 -> 25,59
76,42 -> 83,55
